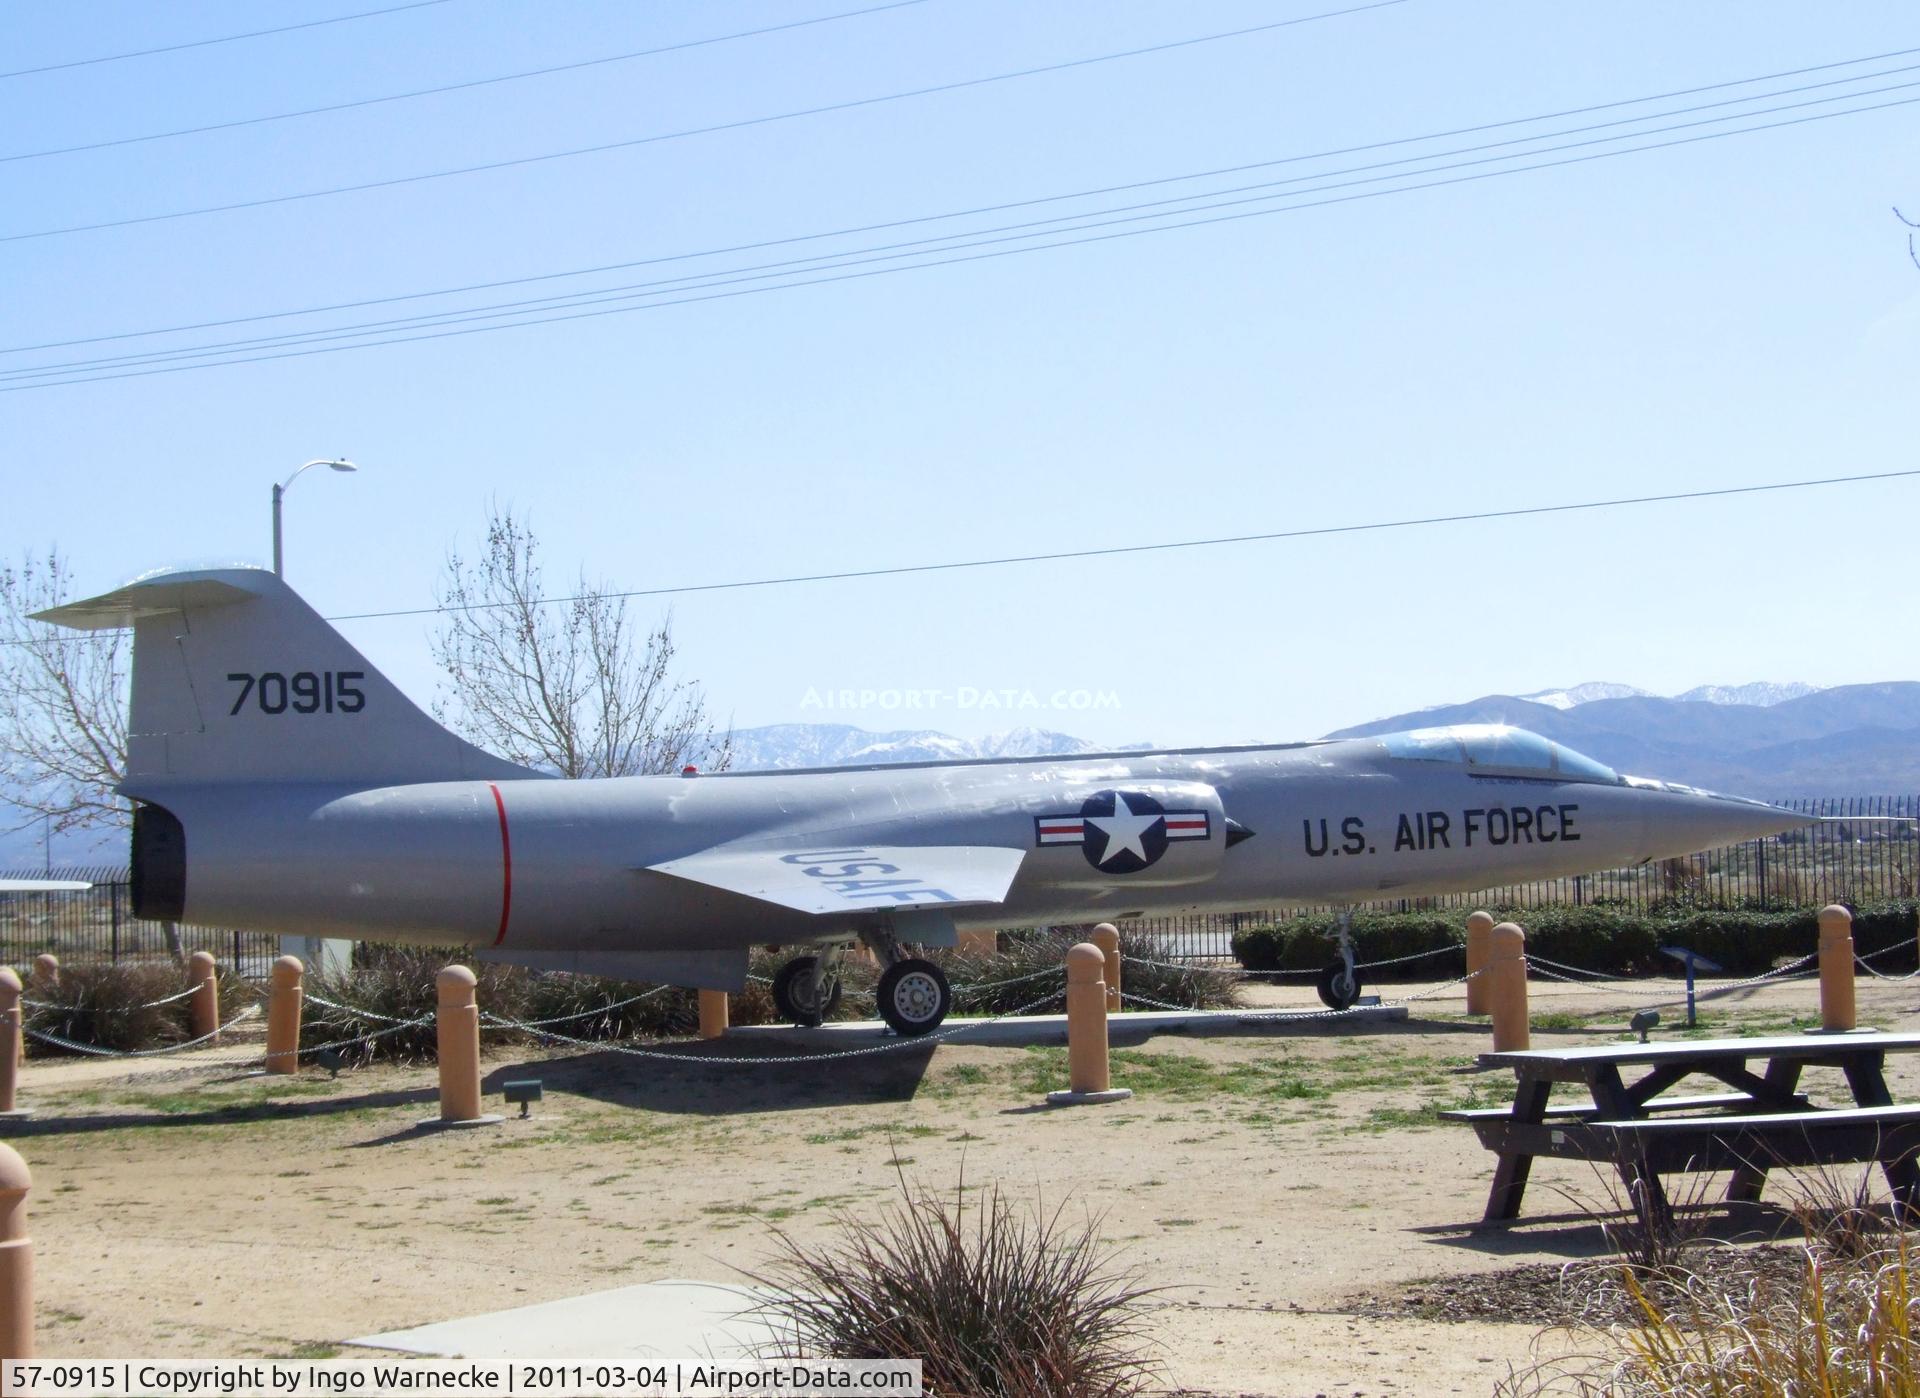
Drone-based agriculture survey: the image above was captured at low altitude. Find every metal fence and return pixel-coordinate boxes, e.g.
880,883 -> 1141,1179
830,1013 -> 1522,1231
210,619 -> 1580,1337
6,796 -> 1913,969
1121,795 -> 1919,959
0,866 -> 279,972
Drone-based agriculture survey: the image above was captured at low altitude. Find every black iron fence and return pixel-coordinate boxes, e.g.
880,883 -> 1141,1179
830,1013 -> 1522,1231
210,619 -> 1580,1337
0,866 -> 278,970
5,796 -> 1914,969
1122,795 -> 1919,959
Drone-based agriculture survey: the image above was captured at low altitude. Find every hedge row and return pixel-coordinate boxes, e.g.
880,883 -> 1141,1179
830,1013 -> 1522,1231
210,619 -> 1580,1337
1229,901 -> 1920,981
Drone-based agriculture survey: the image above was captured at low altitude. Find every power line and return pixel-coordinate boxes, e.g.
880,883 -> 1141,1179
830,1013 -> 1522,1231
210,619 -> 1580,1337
0,0 -> 459,81
1,0 -> 937,164
8,84 -> 1915,392
323,470 -> 1920,623
0,0 -> 1409,243
6,40 -> 1911,359
10,63 -> 1915,382
7,470 -> 1912,648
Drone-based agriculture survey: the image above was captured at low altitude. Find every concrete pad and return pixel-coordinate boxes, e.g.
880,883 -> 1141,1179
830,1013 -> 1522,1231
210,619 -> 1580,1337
352,1279 -> 777,1360
721,1004 -> 1407,1049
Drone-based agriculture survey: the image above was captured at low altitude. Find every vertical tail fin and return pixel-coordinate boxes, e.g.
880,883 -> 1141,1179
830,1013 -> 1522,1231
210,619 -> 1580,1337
35,567 -> 535,791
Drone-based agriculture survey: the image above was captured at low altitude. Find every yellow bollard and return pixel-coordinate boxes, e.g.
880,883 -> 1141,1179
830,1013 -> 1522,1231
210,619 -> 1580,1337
187,950 -> 219,1041
1464,911 -> 1494,1015
265,956 -> 303,1075
1091,923 -> 1121,1013
1819,904 -> 1857,1033
697,989 -> 728,1040
957,930 -> 999,956
27,958 -> 55,998
0,1144 -> 31,1360
1489,921 -> 1530,1053
0,974 -> 20,1117
1045,943 -> 1132,1106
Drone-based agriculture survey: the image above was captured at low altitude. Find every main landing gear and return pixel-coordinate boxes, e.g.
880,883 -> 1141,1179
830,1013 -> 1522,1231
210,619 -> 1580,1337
769,932 -> 953,1037
1316,907 -> 1364,1011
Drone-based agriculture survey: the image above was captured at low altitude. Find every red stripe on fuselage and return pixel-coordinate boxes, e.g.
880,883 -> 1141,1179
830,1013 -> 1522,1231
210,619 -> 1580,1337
490,782 -> 512,947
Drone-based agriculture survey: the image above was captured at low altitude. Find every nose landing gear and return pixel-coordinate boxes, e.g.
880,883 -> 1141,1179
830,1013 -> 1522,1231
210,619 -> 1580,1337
1315,908 -> 1363,1011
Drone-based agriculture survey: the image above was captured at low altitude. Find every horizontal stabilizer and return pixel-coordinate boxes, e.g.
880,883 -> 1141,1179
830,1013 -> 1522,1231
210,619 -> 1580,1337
0,879 -> 91,893
648,843 -> 1024,917
33,573 -> 260,630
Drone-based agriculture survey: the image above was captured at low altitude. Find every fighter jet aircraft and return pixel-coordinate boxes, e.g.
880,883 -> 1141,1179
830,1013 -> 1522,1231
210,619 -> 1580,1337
37,567 -> 1814,1033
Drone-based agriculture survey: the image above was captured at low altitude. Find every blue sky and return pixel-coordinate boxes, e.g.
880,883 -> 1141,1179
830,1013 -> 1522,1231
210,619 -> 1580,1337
4,0 -> 1918,795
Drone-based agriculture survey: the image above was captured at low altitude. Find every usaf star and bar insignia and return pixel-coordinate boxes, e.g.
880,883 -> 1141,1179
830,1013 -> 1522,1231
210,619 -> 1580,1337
1035,789 -> 1210,874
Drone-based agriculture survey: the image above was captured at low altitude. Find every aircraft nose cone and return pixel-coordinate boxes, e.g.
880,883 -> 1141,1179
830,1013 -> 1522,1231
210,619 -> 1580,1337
1628,781 -> 1817,856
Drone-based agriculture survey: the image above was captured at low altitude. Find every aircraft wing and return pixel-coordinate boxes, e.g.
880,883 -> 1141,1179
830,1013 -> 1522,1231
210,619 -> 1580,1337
647,843 -> 1025,917
0,879 -> 91,892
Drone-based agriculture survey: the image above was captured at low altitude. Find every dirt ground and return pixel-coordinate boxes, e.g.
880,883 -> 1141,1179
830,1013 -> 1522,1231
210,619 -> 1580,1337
14,969 -> 1920,1397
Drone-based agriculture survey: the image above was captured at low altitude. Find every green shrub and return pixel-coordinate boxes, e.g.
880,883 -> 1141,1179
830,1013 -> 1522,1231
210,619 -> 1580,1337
1231,900 -> 1919,980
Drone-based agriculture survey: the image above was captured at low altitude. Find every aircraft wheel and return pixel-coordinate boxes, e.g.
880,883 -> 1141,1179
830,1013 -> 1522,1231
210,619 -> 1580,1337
876,959 -> 951,1037
771,955 -> 843,1028
1316,961 -> 1362,1011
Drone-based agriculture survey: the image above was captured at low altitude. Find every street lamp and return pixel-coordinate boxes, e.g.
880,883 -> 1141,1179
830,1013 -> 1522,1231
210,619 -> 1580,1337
271,458 -> 357,577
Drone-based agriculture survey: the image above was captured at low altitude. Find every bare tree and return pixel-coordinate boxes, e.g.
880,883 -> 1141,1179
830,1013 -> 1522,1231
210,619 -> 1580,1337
0,552 -> 186,961
432,506 -> 731,777
0,549 -> 127,839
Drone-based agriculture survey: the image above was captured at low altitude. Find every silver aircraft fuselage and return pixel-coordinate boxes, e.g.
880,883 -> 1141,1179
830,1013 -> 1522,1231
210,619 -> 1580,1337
141,737 -> 1803,954
35,567 -> 1814,1003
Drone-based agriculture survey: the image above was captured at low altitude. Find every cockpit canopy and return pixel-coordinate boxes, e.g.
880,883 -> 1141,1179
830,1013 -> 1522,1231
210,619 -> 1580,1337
1377,724 -> 1620,784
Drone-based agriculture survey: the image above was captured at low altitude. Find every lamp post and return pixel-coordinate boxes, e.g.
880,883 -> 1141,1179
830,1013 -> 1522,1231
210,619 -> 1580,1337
271,458 -> 357,577
270,460 -> 356,979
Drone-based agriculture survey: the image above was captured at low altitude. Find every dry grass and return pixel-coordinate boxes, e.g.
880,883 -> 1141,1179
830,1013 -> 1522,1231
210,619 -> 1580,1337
25,961 -> 248,1055
745,1168 -> 1162,1397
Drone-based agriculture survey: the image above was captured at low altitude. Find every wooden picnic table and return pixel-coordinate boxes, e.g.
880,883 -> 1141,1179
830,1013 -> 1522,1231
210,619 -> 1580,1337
1443,1031 -> 1920,1222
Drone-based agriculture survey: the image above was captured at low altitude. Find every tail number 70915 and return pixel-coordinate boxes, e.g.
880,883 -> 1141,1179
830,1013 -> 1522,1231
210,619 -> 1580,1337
227,670 -> 365,715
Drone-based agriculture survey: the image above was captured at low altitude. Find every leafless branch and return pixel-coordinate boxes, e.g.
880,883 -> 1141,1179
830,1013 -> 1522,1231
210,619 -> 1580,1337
431,505 -> 732,778
0,549 -> 129,836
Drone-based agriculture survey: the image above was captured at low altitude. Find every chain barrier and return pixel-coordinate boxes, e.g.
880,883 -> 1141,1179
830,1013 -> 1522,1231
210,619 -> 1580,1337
485,986 -> 676,1029
1128,942 -> 1465,979
23,1004 -> 261,1059
479,986 -> 1068,1066
1523,954 -> 1621,982
953,964 -> 1068,994
1232,969 -> 1487,1023
301,992 -> 430,1025
22,984 -> 202,1014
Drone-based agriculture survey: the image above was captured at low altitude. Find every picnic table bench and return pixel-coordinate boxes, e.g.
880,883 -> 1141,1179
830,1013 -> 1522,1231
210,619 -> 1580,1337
1442,1031 -> 1920,1222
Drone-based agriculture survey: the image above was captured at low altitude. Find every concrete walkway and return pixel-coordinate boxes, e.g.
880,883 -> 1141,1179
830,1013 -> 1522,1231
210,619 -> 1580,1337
353,1279 -> 777,1360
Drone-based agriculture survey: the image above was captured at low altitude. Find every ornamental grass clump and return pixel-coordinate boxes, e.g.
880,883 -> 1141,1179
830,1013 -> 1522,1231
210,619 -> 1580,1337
748,1172 -> 1161,1397
24,961 -> 208,1055
1502,1213 -> 1920,1395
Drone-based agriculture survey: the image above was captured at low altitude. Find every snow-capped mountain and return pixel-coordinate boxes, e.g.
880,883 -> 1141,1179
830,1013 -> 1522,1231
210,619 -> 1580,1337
1674,682 -> 1818,707
1517,682 -> 1651,710
1519,681 -> 1817,710
724,723 -> 1147,771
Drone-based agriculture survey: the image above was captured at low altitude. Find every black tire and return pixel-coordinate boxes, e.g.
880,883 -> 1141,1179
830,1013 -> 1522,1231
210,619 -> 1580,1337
1316,960 -> 1362,1011
876,958 -> 951,1037
771,955 -> 842,1028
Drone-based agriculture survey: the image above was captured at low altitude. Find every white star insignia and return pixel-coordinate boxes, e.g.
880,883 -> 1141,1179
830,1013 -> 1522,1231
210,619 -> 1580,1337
1086,793 -> 1159,866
